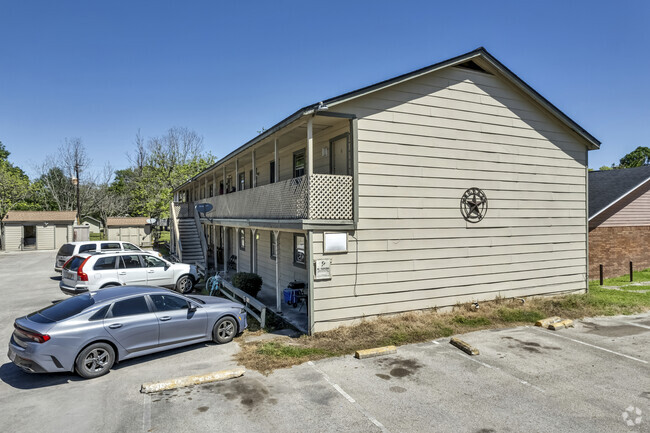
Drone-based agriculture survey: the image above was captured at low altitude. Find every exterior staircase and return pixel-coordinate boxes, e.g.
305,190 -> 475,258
176,218 -> 206,268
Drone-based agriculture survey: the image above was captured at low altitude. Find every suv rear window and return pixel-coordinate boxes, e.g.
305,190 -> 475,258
64,256 -> 86,271
28,294 -> 95,323
123,243 -> 141,251
79,244 -> 96,253
101,243 -> 121,251
57,244 -> 75,256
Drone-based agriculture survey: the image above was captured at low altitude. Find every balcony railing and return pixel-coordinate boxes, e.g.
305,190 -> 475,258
176,174 -> 353,221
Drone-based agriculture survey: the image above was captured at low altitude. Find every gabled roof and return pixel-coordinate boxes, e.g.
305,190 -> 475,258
2,211 -> 77,223
106,217 -> 150,226
589,166 -> 650,219
174,47 -> 600,192
81,215 -> 102,225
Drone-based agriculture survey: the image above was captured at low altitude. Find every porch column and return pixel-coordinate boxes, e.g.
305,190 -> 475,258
274,231 -> 281,312
212,173 -> 216,197
251,228 -> 257,273
222,226 -> 227,272
274,138 -> 279,183
222,166 -> 226,194
307,118 -> 313,177
235,159 -> 239,191
212,225 -> 218,271
252,150 -> 256,188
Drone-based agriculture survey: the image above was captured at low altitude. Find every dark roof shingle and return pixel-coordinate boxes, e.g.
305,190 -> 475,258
589,166 -> 650,217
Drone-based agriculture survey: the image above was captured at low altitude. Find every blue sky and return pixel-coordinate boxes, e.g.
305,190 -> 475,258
1,1 -> 648,178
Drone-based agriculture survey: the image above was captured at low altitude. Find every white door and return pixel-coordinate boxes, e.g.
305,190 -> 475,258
54,225 -> 68,249
117,254 -> 148,286
142,255 -> 175,288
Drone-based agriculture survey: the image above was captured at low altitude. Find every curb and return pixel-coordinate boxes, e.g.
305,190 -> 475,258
549,319 -> 574,331
140,368 -> 245,393
355,345 -> 397,359
535,316 -> 561,328
450,337 -> 480,355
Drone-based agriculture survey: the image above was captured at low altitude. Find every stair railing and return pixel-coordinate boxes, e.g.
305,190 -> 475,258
192,204 -> 208,269
170,201 -> 183,262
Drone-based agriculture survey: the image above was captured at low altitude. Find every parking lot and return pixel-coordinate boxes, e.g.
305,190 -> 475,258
1,251 -> 649,432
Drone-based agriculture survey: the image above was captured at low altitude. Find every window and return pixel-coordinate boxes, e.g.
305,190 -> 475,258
143,255 -> 166,268
94,256 -> 118,271
270,161 -> 275,183
150,294 -> 189,312
293,234 -> 306,267
30,293 -> 95,323
209,183 -> 214,197
293,151 -> 305,178
123,243 -> 140,251
270,232 -> 277,259
119,255 -> 143,269
79,244 -> 96,253
239,229 -> 246,251
101,242 -> 121,251
238,172 -> 245,191
57,244 -> 75,256
89,305 -> 110,321
109,297 -> 150,317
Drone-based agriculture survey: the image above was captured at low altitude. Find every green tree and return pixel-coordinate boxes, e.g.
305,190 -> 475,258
0,141 -> 31,220
618,146 -> 650,168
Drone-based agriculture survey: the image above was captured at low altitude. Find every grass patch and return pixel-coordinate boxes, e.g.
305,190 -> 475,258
257,342 -> 330,358
236,270 -> 650,374
496,308 -> 545,323
452,316 -> 491,327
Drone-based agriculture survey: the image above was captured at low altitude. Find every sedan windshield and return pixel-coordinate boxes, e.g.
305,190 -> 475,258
29,294 -> 96,323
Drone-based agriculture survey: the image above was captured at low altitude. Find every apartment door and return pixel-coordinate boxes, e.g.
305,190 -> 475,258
330,134 -> 350,175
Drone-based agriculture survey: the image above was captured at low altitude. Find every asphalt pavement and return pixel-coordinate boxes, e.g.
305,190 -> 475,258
1,250 -> 649,432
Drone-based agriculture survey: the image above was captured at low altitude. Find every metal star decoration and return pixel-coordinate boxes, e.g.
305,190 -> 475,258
460,187 -> 488,223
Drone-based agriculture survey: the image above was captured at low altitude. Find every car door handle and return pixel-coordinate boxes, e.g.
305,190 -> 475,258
148,270 -> 154,273
108,323 -> 123,329
118,272 -> 126,275
159,316 -> 172,321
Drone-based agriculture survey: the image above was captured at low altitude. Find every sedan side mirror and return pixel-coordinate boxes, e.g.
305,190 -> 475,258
188,305 -> 197,313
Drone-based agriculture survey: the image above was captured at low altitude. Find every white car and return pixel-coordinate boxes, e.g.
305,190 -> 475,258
54,241 -> 161,272
60,252 -> 200,296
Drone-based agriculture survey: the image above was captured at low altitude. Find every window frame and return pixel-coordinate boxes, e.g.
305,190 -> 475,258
293,233 -> 306,268
293,150 -> 305,178
239,228 -> 246,251
270,232 -> 277,260
107,296 -> 151,318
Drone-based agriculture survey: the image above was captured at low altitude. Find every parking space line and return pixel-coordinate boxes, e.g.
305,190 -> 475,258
142,393 -> 151,433
307,361 -> 390,433
532,327 -> 648,364
451,351 -> 545,394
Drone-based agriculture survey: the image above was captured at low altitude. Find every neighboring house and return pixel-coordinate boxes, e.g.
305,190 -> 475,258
106,217 -> 152,247
1,211 -> 76,251
81,216 -> 103,234
171,47 -> 599,333
589,166 -> 650,279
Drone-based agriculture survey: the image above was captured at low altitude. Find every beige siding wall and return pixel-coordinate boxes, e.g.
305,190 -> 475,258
598,188 -> 650,227
311,66 -> 589,332
3,225 -> 22,251
55,225 -> 69,249
107,226 -> 150,246
36,224 -> 55,250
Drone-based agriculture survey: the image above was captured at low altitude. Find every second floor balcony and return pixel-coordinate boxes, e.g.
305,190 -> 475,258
175,173 -> 353,224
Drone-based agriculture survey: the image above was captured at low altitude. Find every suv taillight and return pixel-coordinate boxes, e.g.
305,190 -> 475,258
14,324 -> 50,343
78,256 -> 91,282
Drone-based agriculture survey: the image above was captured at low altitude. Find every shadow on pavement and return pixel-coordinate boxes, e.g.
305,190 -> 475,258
50,276 -> 62,281
0,363 -> 80,389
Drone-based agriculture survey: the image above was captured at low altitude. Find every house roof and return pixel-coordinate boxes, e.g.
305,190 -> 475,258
2,211 -> 77,223
589,166 -> 650,219
81,216 -> 102,225
174,47 -> 600,192
106,217 -> 150,226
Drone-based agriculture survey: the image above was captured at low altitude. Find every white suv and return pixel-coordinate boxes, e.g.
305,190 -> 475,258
59,252 -> 200,296
54,241 -> 160,272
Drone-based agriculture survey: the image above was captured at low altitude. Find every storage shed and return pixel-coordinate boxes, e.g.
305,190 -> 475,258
1,211 -> 76,251
106,217 -> 152,247
80,216 -> 102,234
589,166 -> 650,278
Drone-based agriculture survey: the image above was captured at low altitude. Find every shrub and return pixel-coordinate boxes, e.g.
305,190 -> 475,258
232,272 -> 263,298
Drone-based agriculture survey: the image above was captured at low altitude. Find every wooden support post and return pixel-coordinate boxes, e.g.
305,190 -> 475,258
222,166 -> 226,194
223,226 -> 227,272
274,230 -> 281,312
213,225 -> 217,271
235,159 -> 239,191
307,118 -> 313,177
630,261 -> 633,282
599,264 -> 603,286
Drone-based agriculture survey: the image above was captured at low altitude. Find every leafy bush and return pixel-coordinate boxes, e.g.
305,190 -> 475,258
232,272 -> 263,298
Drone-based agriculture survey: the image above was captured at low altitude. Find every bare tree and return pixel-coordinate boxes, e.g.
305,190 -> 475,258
128,129 -> 148,175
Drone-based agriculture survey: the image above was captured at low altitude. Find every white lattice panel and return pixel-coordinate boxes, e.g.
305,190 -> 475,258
308,174 -> 353,220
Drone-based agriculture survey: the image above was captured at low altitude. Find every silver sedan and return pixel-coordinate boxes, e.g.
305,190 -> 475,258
8,286 -> 247,379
